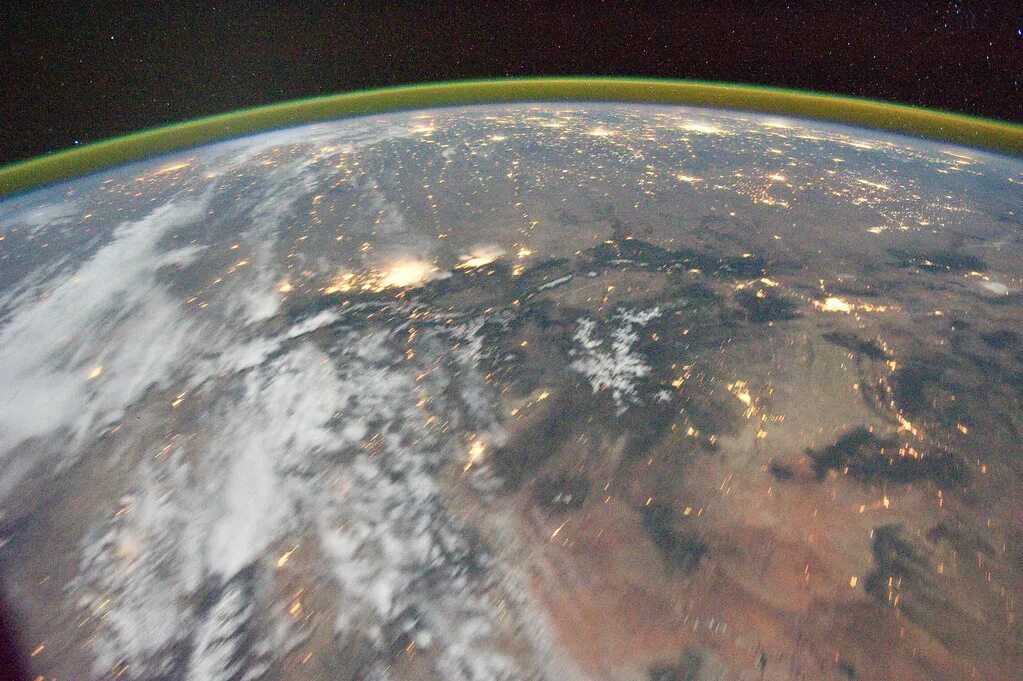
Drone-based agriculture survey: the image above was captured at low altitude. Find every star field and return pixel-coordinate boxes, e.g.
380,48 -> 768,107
2,0 -> 1021,166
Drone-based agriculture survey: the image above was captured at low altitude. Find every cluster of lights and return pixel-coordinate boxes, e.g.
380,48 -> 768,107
456,247 -> 505,270
814,296 -> 892,314
323,260 -> 439,294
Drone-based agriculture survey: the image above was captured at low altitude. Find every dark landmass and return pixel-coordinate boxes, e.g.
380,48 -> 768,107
648,649 -> 703,681
640,502 -> 706,572
491,389 -> 582,489
865,524 -> 925,606
888,248 -> 988,273
862,524 -> 985,656
807,427 -> 966,487
734,289 -> 800,324
587,237 -> 767,280
889,363 -> 944,416
980,329 -> 1020,350
925,521 -> 994,559
768,462 -> 795,480
822,332 -> 888,360
533,473 -> 589,512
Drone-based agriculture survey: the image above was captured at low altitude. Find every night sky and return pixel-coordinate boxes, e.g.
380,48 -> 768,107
3,0 -> 1022,166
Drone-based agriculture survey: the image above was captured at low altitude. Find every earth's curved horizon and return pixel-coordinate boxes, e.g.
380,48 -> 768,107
2,78 -> 1022,198
1,97 -> 1022,681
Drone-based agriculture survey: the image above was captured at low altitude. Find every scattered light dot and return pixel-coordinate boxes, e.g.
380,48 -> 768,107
277,546 -> 298,568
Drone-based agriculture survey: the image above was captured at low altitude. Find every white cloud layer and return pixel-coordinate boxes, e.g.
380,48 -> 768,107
0,193 -> 211,494
570,307 -> 661,412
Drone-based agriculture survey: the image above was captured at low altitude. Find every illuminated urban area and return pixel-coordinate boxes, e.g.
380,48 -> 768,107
1,103 -> 1021,681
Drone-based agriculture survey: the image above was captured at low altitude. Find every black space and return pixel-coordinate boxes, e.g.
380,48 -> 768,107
2,0 -> 1021,166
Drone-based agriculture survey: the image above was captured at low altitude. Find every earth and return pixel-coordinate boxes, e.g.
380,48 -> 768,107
1,101 -> 1022,681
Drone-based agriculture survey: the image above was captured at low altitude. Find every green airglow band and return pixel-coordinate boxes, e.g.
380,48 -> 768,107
2,77 -> 1021,197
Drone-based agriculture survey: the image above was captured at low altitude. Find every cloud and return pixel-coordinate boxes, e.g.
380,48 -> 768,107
197,116 -> 418,168
2,200 -> 78,235
200,342 -> 356,576
570,307 -> 661,412
74,322 -> 533,680
0,192 -> 211,494
5,107 -> 582,681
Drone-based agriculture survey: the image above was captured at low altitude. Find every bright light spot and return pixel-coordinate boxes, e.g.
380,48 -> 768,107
379,260 -> 437,288
326,260 -> 440,293
980,281 -> 1009,295
516,247 -> 533,258
277,280 -> 294,293
155,161 -> 190,175
942,150 -> 976,163
727,381 -> 753,406
816,297 -> 854,313
324,272 -> 356,294
457,246 -> 504,269
843,140 -> 877,150
585,127 -> 616,137
676,174 -> 702,184
277,546 -> 298,567
457,255 -> 497,269
87,365 -> 103,380
680,121 -> 726,134
463,438 -> 487,474
896,413 -> 918,437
